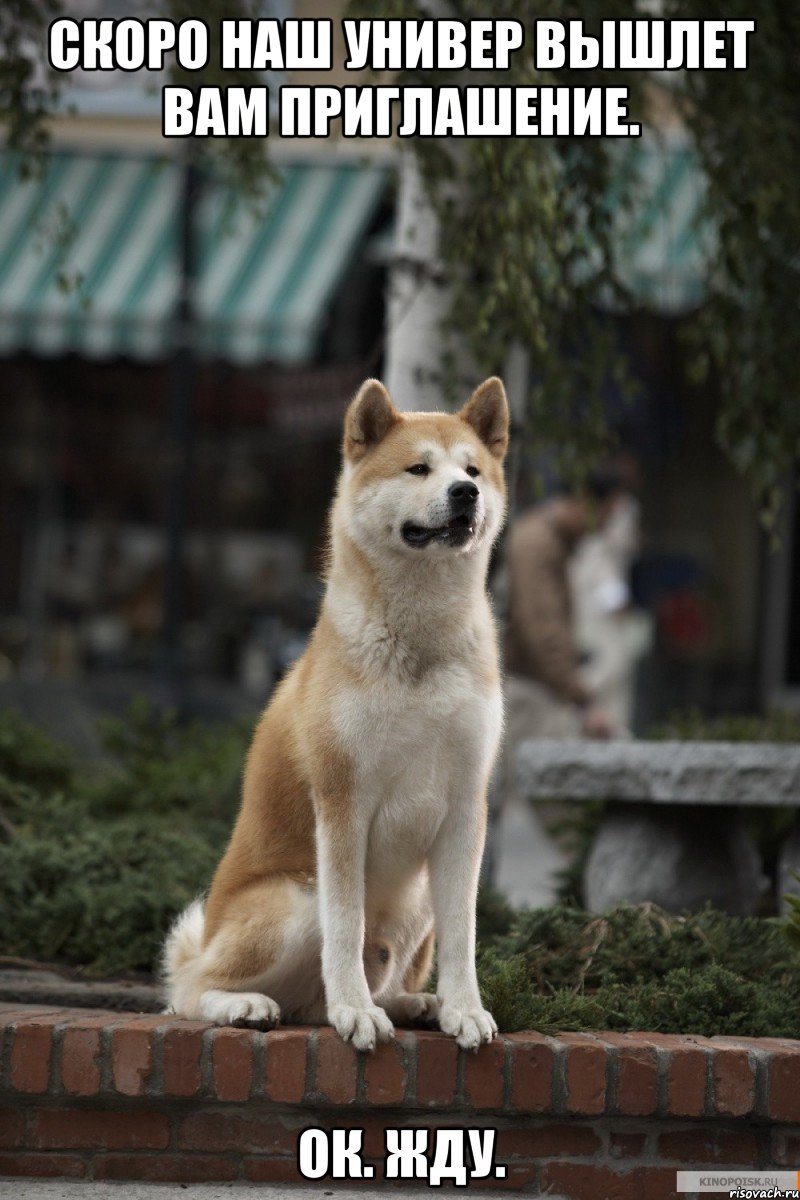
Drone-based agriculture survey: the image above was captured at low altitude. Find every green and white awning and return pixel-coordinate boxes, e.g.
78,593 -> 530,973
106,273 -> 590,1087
611,132 -> 712,313
0,152 -> 389,364
0,136 -> 708,363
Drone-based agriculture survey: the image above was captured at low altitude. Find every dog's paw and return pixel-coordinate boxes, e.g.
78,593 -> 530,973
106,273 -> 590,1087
384,992 -> 440,1025
199,989 -> 281,1029
329,1003 -> 394,1051
438,1002 -> 497,1050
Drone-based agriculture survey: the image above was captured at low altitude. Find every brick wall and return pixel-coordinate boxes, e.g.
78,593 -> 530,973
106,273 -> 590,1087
1,1004 -> 799,1197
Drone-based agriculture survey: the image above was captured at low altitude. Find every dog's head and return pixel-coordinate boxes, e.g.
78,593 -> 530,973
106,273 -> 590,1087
336,377 -> 509,562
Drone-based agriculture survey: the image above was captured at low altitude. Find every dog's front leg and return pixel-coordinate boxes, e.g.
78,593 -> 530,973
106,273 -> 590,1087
428,795 -> 497,1051
316,809 -> 394,1052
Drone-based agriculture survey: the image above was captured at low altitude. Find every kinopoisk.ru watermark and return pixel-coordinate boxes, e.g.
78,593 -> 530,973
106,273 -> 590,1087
676,1171 -> 800,1197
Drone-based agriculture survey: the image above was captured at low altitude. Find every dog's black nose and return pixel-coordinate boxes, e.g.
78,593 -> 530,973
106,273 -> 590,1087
448,480 -> 479,508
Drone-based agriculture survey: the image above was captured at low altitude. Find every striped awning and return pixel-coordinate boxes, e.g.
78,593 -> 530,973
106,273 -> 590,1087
0,152 -> 389,364
611,133 -> 712,313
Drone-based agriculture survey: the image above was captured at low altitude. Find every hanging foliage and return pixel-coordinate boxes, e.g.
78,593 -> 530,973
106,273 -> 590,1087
667,0 -> 800,528
355,0 -> 800,520
0,0 -> 274,192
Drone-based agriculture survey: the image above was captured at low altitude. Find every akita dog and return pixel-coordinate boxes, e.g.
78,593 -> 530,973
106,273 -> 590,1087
163,376 -> 509,1051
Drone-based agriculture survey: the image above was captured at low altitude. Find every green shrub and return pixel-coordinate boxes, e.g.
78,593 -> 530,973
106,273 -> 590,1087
493,903 -> 795,990
2,704 -> 800,1038
0,701 -> 246,975
478,958 -> 799,1040
648,706 -> 800,743
475,881 -> 516,941
89,697 -> 248,820
475,903 -> 800,1037
0,708 -> 74,791
0,811 -> 226,974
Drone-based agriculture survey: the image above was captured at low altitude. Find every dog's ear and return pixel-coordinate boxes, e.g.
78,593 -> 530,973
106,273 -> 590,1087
344,379 -> 400,462
459,377 -> 509,460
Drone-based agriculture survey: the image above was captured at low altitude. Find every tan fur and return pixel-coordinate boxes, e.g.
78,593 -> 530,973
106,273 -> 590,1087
163,377 -> 509,1050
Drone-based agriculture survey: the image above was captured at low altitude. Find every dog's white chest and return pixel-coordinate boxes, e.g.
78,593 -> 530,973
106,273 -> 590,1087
336,661 -> 497,778
333,662 -> 501,886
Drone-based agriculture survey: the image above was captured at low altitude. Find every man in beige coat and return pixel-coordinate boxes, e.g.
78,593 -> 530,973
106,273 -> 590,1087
504,488 -> 619,740
490,475 -> 627,904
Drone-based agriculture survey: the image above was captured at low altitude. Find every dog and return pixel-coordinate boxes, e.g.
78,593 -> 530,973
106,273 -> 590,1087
163,376 -> 509,1051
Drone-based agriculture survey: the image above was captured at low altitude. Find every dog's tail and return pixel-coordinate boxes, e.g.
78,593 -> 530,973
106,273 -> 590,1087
161,898 -> 206,1015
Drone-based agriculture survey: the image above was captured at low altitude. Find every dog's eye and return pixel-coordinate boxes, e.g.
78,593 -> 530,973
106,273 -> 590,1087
406,463 -> 430,476
466,465 -> 480,478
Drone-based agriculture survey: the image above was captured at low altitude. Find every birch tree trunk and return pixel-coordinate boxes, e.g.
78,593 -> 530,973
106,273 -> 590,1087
383,150 -> 454,412
384,149 -> 529,422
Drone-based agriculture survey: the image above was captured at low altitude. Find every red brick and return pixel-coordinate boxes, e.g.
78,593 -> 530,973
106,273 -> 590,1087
562,1033 -> 606,1116
324,1114 -> 391,1160
0,1152 -> 86,1178
9,1016 -> 63,1093
541,1163 -> 676,1200
711,1035 -> 786,1052
177,1111 -> 297,1155
0,1107 -> 25,1148
74,1007 -> 128,1019
263,1028 -> 308,1103
277,1115 -> 379,1166
63,1010 -> 124,1026
363,1035 -> 407,1105
769,1048 -> 800,1122
507,1033 -> 555,1113
657,1128 -> 758,1165
603,1034 -> 658,1116
771,1130 -> 800,1166
211,1027 -> 254,1102
111,1025 -> 154,1097
414,1032 -> 457,1106
463,1036 -> 505,1109
314,1028 -> 358,1104
244,1157 -> 307,1183
471,1162 -> 538,1190
713,1047 -> 755,1117
95,1154 -> 239,1183
359,1158 -> 385,1186
161,1022 -> 208,1097
666,1045 -> 708,1117
609,1131 -> 648,1159
0,1006 -> 64,1025
497,1123 -> 601,1158
60,1027 -> 103,1097
638,1032 -> 712,1120
642,1033 -> 709,1050
31,1109 -> 169,1151
640,1166 -> 683,1200
541,1162 -> 639,1200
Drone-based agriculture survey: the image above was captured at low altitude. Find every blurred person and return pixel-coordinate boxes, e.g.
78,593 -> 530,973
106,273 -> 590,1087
570,489 -> 653,733
503,468 -> 628,744
488,469 -> 629,907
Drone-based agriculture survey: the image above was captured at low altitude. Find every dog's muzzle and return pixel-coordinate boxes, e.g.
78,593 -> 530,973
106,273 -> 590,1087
401,482 -> 480,548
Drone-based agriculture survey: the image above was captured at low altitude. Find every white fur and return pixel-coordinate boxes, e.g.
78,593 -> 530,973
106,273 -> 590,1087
161,898 -> 204,995
199,989 -> 280,1027
164,883 -> 327,1024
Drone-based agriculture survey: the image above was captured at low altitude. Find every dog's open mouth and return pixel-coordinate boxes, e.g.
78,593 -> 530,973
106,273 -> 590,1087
401,513 -> 476,548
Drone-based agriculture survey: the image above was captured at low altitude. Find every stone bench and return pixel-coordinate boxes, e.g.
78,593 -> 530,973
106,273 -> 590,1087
516,740 -> 800,914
